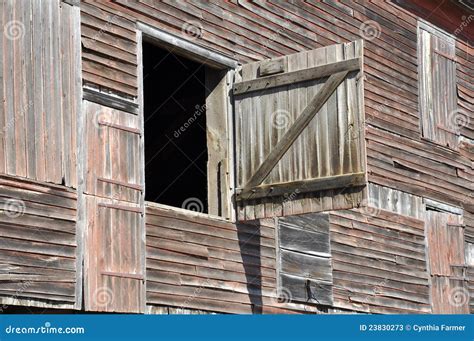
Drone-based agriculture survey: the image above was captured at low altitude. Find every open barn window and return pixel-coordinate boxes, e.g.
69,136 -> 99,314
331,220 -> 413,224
141,25 -> 236,219
143,43 -> 208,212
418,21 -> 458,148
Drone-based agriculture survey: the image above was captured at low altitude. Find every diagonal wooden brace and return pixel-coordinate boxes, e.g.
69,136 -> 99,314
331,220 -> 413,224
241,70 -> 350,194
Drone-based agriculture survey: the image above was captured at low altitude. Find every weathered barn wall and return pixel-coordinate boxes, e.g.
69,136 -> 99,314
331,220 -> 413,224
145,204 -> 330,314
80,1 -> 138,99
78,0 -> 473,207
0,0 -> 469,315
76,0 -> 473,315
0,175 -> 78,309
0,0 -> 81,188
328,208 -> 431,314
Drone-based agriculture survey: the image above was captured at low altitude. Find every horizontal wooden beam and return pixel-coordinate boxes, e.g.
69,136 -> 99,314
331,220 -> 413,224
242,71 -> 349,190
97,121 -> 141,135
233,57 -> 360,95
433,48 -> 456,62
97,177 -> 143,191
138,22 -> 239,69
101,271 -> 144,280
236,172 -> 366,201
83,88 -> 139,115
423,198 -> 463,215
62,0 -> 80,6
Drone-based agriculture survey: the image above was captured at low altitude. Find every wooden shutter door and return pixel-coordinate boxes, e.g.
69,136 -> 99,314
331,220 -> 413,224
234,41 -> 366,221
426,210 -> 468,313
419,24 -> 458,148
83,101 -> 145,312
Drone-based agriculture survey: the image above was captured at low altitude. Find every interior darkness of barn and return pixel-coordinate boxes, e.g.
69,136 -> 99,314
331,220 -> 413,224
143,41 -> 208,212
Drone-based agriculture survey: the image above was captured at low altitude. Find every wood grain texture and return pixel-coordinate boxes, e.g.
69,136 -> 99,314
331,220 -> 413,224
83,101 -> 142,204
277,212 -> 333,306
235,41 -> 365,220
145,204 -> 328,314
83,195 -> 144,313
0,175 -> 77,309
0,0 -> 80,188
329,208 -> 431,314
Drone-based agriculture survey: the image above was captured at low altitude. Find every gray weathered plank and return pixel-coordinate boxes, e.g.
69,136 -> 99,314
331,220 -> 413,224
242,70 -> 349,190
233,57 -> 360,95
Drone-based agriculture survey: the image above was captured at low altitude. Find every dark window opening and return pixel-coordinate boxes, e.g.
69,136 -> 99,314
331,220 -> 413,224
143,41 -> 208,213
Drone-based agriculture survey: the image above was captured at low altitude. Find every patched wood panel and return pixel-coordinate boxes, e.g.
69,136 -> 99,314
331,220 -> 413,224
0,175 -> 78,309
0,0 -> 81,187
368,183 -> 424,219
277,213 -> 333,306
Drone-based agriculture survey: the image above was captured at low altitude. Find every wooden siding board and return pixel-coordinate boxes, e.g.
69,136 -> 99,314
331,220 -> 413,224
0,178 -> 78,308
329,208 -> 431,313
